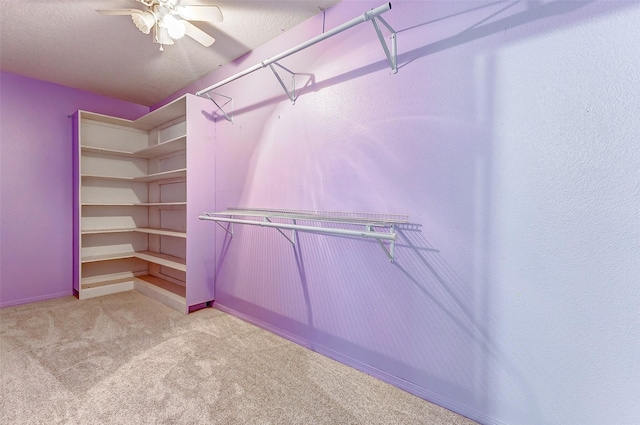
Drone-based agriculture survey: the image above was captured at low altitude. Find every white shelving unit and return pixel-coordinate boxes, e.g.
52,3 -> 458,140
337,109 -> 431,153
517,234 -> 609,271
73,94 -> 216,313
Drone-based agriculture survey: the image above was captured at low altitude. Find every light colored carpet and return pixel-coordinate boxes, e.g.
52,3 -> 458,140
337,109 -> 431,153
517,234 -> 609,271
0,291 -> 476,424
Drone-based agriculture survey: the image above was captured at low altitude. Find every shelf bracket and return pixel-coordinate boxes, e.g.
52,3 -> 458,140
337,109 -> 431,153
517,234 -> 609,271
268,62 -> 298,104
215,221 -> 233,237
204,92 -> 233,122
371,15 -> 397,74
369,224 -> 396,262
265,217 -> 296,245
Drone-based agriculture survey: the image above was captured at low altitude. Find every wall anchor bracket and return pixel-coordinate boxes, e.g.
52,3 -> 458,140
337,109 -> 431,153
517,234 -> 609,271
371,15 -> 397,74
369,224 -> 396,262
215,221 -> 234,236
204,92 -> 234,122
268,62 -> 298,104
265,217 -> 296,244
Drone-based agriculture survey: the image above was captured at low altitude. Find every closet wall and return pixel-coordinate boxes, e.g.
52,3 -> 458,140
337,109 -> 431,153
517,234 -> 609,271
158,1 -> 640,424
0,72 -> 147,307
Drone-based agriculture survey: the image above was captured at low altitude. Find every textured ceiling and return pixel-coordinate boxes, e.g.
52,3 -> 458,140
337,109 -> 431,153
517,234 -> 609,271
0,0 -> 340,106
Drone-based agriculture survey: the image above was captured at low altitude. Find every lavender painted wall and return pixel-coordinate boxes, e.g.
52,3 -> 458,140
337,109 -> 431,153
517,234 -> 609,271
160,1 -> 640,424
0,72 -> 147,307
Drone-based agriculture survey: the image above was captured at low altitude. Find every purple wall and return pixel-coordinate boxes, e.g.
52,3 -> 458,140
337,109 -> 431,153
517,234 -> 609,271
160,1 -> 640,424
0,72 -> 147,307
2,0 -> 639,423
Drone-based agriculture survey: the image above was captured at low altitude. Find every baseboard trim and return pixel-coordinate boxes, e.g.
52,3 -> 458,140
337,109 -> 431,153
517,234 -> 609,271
213,302 -> 501,425
0,291 -> 73,308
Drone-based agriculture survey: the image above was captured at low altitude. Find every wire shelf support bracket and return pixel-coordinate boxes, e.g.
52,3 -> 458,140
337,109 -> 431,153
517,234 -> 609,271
268,63 -> 298,104
204,92 -> 233,122
371,15 -> 398,74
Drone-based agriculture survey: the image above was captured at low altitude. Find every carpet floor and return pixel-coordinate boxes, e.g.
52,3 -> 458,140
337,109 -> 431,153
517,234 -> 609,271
1,291 -> 477,424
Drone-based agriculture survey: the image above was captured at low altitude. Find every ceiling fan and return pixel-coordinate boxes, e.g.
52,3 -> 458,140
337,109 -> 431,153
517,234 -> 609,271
97,0 -> 223,51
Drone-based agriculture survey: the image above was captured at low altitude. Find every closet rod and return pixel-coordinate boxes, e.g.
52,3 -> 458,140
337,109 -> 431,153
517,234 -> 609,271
198,216 -> 397,241
195,2 -> 392,97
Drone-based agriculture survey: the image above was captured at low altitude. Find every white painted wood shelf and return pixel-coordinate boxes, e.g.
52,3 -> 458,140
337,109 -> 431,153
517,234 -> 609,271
81,227 -> 186,238
80,251 -> 186,272
80,135 -> 186,159
80,275 -> 187,312
134,136 -> 186,158
81,252 -> 136,263
81,168 -> 186,182
132,228 -> 186,238
74,94 -> 215,314
81,202 -> 186,207
133,251 -> 187,272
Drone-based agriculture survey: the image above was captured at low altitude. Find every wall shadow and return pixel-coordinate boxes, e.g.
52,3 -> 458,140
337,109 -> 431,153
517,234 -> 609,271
292,231 -> 314,328
197,0 -> 631,121
393,225 -> 543,422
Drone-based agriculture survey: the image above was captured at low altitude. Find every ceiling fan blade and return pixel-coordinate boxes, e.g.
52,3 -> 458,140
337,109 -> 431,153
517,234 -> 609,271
178,5 -> 223,22
96,9 -> 143,16
184,21 -> 216,47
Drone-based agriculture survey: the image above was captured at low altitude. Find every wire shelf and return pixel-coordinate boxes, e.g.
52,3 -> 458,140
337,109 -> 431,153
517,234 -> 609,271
199,207 -> 409,262
209,207 -> 408,226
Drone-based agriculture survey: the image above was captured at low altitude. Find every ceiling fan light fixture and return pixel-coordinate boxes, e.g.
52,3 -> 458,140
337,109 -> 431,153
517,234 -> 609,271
132,11 -> 156,34
164,15 -> 187,40
97,1 -> 220,51
154,26 -> 174,46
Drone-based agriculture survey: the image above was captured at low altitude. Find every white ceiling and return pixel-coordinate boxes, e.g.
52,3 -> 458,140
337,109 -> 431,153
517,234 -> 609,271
0,0 -> 340,106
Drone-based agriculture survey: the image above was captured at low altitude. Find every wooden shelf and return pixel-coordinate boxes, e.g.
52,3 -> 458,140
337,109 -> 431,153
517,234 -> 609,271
81,136 -> 186,160
79,276 -> 137,299
79,275 -> 186,310
134,96 -> 187,129
133,168 -> 186,182
81,145 -> 139,157
141,202 -> 186,207
80,96 -> 186,131
81,228 -> 186,238
133,136 -> 186,158
81,252 -> 135,263
81,228 -> 134,235
133,251 -> 186,272
135,275 -> 185,297
81,174 -> 134,181
81,202 -> 186,207
81,168 -> 186,182
134,275 -> 187,313
81,276 -> 137,290
81,251 -> 186,272
133,228 -> 186,238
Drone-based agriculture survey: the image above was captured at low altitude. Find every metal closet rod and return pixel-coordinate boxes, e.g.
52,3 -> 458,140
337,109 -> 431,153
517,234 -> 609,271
195,2 -> 393,97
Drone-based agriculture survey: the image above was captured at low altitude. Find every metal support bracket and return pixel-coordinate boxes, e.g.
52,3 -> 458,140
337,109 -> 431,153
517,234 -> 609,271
268,62 -> 298,104
215,221 -> 234,236
204,92 -> 234,122
265,217 -> 296,245
368,224 -> 396,262
371,15 -> 397,74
